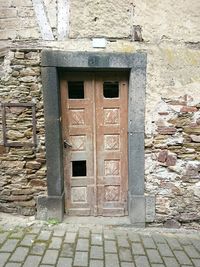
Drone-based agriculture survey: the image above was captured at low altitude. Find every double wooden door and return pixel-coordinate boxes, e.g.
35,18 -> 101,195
60,72 -> 128,216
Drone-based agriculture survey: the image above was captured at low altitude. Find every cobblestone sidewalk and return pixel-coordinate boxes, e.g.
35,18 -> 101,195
0,220 -> 200,267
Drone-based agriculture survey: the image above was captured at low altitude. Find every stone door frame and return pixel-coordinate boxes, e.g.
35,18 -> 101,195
38,51 -> 147,226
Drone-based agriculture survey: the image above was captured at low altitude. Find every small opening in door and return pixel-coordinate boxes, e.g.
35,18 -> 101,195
103,81 -> 119,98
72,160 -> 87,176
68,81 -> 84,99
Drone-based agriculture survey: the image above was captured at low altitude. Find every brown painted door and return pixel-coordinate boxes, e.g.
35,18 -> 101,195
60,72 -> 128,216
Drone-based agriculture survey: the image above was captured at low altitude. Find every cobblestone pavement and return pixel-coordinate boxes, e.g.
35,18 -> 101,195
0,219 -> 200,267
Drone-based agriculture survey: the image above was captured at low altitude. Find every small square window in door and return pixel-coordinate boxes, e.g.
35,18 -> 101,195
72,160 -> 87,177
103,81 -> 119,98
68,81 -> 84,99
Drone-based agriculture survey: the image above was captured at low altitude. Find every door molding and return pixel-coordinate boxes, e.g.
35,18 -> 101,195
38,51 -> 148,226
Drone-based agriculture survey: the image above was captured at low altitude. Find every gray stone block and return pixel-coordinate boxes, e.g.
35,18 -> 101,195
128,194 -> 145,226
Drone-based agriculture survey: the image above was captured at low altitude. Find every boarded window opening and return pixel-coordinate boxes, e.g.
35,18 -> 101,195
72,160 -> 87,176
103,82 -> 119,98
68,81 -> 84,99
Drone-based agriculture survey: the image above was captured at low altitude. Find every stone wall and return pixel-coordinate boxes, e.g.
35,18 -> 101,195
0,50 -> 46,215
0,0 -> 200,225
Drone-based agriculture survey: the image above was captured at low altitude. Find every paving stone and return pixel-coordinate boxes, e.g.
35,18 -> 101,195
141,236 -> 156,249
132,243 -> 145,255
115,230 -> 127,237
0,232 -> 10,244
163,257 -> 180,267
64,232 -> 77,243
119,247 -> 132,262
23,255 -> 41,267
0,253 -> 11,267
20,234 -> 36,246
104,230 -> 115,240
5,263 -> 22,267
76,238 -> 89,251
9,230 -> 24,239
60,243 -> 74,257
79,227 -> 90,238
192,239 -> 200,252
105,240 -> 117,253
157,243 -> 174,257
177,236 -> 192,245
53,229 -> 66,237
42,249 -> 59,265
151,265 -> 165,267
30,243 -> 46,255
105,253 -> 119,267
117,236 -> 130,248
74,251 -> 88,266
183,244 -> 200,258
128,233 -> 140,243
152,234 -> 166,244
57,257 -> 72,267
90,246 -> 103,259
146,249 -> 163,264
173,250 -> 192,265
166,237 -> 183,250
49,237 -> 62,249
10,246 -> 29,262
37,231 -> 51,241
89,259 -> 104,267
121,263 -> 135,267
27,227 -> 41,234
192,258 -> 200,267
0,239 -> 19,252
91,227 -> 103,234
91,234 -> 103,245
134,255 -> 150,267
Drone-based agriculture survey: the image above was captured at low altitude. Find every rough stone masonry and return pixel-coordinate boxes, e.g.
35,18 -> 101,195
0,0 -> 200,225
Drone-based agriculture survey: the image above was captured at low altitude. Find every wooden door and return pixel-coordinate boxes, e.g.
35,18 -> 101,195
60,72 -> 128,216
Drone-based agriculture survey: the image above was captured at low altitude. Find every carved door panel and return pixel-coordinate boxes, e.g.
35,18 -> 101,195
61,72 -> 128,216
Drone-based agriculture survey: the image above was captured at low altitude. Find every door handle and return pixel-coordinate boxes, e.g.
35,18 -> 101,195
64,140 -> 72,148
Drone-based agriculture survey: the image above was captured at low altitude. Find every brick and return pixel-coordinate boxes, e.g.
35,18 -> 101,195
23,255 -> 41,267
0,232 -> 9,244
74,251 -> 88,266
57,257 -> 72,267
132,243 -> 145,255
60,243 -> 74,257
105,253 -> 119,267
173,250 -> 192,265
141,236 -> 156,249
134,255 -> 150,267
121,263 -> 135,267
20,234 -> 36,246
90,246 -> 103,259
91,234 -> 103,245
163,257 -> 179,267
4,263 -> 22,267
89,260 -> 104,267
49,237 -> 62,249
64,232 -> 77,243
192,259 -> 200,267
117,236 -> 130,248
166,237 -> 183,250
157,243 -> 173,257
9,230 -> 24,239
79,227 -> 90,238
152,234 -> 166,244
10,246 -> 29,262
146,249 -> 163,264
104,230 -> 115,240
42,250 -> 59,265
53,229 -> 66,237
30,243 -> 47,255
37,231 -> 51,241
0,239 -> 19,252
128,233 -> 141,242
104,240 -> 117,253
119,248 -> 133,262
0,253 -> 10,266
76,239 -> 89,251
183,245 -> 200,258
